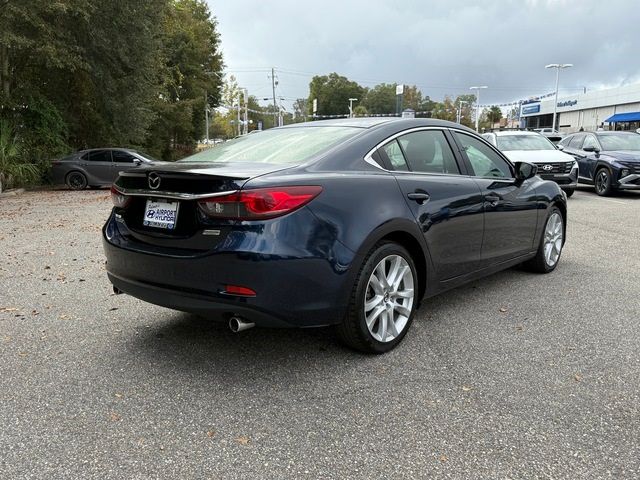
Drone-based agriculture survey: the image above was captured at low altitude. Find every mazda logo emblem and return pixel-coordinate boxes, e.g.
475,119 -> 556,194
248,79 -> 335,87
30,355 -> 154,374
148,172 -> 161,190
542,164 -> 554,171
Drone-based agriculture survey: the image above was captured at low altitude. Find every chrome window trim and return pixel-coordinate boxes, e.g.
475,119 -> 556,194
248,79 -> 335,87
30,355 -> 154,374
111,185 -> 237,201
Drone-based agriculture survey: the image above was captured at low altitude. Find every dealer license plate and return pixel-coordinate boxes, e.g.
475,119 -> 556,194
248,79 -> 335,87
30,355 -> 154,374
143,199 -> 179,229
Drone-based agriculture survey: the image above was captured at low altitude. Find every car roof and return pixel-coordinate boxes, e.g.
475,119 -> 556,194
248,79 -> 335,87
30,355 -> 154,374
277,117 -> 474,132
490,130 -> 542,137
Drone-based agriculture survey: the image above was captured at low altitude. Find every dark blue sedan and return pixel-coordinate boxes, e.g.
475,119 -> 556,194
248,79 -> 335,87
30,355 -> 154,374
103,118 -> 567,353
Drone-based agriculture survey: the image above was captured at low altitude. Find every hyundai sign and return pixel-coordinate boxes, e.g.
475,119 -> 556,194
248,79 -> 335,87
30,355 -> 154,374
521,103 -> 541,115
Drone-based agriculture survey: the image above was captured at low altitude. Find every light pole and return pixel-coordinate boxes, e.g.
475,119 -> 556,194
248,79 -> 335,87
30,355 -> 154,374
457,100 -> 468,124
348,98 -> 358,118
545,63 -> 573,132
470,86 -> 488,132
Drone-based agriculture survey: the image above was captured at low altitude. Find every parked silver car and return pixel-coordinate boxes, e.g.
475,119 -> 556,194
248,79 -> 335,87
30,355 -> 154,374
51,148 -> 160,190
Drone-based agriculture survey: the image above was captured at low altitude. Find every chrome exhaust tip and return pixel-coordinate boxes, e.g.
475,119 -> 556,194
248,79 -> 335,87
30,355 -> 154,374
229,316 -> 255,333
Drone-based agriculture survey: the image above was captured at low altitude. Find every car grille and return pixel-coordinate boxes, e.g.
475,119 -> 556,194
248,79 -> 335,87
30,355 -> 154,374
537,162 -> 573,174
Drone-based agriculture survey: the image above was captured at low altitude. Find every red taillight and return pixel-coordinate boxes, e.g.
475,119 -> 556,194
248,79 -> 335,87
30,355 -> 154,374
110,185 -> 131,208
198,186 -> 322,220
224,285 -> 256,297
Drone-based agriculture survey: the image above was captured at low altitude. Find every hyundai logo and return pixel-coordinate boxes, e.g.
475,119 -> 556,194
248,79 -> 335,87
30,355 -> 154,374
148,172 -> 161,190
542,164 -> 554,171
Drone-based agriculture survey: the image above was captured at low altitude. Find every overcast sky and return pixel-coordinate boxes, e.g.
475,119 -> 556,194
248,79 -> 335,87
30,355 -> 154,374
209,0 -> 640,111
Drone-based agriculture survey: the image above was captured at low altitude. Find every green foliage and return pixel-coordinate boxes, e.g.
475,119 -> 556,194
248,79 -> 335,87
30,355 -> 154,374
308,73 -> 365,116
0,119 -> 40,192
488,106 -> 503,124
362,83 -> 396,114
0,0 -> 224,171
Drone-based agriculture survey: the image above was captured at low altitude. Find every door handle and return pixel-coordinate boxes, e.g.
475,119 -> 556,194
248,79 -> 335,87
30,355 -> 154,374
485,194 -> 500,206
407,192 -> 430,204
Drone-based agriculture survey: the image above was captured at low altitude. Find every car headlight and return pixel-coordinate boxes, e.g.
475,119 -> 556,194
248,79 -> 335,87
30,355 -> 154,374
620,168 -> 630,178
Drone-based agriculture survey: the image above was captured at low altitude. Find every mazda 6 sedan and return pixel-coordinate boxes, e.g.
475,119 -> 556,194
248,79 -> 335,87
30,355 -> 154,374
103,118 -> 567,353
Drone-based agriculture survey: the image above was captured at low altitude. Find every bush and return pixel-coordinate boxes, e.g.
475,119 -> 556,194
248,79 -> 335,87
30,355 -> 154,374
0,119 -> 40,193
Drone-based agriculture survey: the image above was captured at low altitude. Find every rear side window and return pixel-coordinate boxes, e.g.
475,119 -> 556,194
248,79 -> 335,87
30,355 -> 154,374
558,136 -> 572,148
397,130 -> 460,174
381,140 -> 409,171
89,150 -> 112,162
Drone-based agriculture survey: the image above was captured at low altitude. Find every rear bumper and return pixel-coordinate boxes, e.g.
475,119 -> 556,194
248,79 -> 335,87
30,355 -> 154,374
102,210 -> 356,328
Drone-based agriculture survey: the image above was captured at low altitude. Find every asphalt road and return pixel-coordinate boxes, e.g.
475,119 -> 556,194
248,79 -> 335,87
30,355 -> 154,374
1,187 -> 639,479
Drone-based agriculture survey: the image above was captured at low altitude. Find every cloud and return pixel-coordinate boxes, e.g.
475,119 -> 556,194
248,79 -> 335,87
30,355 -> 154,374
209,0 -> 640,110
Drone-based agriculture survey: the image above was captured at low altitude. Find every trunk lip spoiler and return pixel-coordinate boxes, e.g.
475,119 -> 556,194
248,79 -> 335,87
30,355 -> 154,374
111,185 -> 238,201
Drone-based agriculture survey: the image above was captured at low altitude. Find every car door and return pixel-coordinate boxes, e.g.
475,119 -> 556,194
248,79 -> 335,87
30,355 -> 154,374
111,150 -> 142,182
561,133 -> 590,179
83,150 -> 113,184
579,134 -> 602,179
451,130 -> 539,267
377,128 -> 485,280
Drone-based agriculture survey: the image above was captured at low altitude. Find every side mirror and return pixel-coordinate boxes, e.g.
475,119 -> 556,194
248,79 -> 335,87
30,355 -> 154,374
133,158 -> 142,165
514,161 -> 537,181
582,146 -> 600,153
557,144 -> 565,151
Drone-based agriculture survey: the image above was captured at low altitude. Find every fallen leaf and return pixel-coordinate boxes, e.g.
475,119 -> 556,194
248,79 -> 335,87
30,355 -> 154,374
110,412 -> 121,421
574,374 -> 583,382
440,454 -> 448,463
207,431 -> 216,438
109,307 -> 118,311
462,385 -> 473,392
0,307 -> 19,313
235,436 -> 250,446
499,307 -> 508,313
114,393 -> 123,399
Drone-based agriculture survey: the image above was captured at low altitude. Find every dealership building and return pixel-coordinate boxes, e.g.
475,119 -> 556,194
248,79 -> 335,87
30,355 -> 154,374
520,83 -> 640,133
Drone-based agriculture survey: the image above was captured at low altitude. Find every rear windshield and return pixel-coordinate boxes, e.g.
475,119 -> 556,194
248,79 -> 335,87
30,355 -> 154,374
496,135 -> 556,151
598,133 -> 640,151
180,126 -> 361,164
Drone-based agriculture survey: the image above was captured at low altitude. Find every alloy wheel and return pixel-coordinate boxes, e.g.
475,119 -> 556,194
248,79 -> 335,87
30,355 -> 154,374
543,212 -> 563,267
363,254 -> 414,343
595,170 -> 608,195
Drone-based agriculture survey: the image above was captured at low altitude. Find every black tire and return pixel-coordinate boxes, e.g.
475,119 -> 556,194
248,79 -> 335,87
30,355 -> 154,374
564,188 -> 575,198
524,206 -> 564,273
336,241 -> 418,354
594,167 -> 612,196
66,171 -> 88,190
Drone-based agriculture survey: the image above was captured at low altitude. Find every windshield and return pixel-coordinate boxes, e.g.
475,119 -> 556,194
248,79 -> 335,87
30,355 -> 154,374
598,133 -> 640,151
496,135 -> 556,151
179,126 -> 361,164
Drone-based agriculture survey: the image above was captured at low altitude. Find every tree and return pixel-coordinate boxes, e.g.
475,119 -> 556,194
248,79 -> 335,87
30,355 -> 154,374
362,83 -> 395,114
145,0 -> 224,159
487,106 -> 502,125
293,98 -> 308,122
307,73 -> 365,116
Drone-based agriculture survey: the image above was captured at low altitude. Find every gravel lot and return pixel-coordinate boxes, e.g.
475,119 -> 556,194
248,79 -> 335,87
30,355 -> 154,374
1,187 -> 639,479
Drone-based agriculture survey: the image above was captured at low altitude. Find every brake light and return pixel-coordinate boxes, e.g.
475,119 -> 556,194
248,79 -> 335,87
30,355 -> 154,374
110,185 -> 131,208
224,285 -> 256,296
198,186 -> 322,219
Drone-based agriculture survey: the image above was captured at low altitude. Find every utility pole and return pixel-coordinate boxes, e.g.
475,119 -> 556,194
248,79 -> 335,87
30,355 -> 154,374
204,91 -> 209,143
270,67 -> 278,128
236,93 -> 242,137
242,88 -> 248,135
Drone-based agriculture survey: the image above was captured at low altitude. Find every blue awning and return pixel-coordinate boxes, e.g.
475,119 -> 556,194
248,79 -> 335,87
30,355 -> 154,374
605,112 -> 640,123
